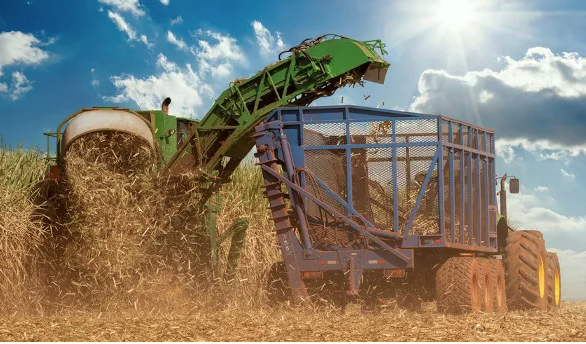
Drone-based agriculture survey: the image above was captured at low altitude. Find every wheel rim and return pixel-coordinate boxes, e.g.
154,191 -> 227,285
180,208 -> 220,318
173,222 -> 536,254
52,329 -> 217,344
539,255 -> 545,299
555,268 -> 561,305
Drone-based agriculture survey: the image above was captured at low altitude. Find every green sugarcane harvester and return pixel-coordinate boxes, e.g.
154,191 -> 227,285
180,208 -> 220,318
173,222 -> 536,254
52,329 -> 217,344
44,34 -> 391,279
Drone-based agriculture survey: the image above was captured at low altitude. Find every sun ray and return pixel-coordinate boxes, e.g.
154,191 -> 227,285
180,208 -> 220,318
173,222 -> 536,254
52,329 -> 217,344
383,19 -> 439,47
384,0 -> 586,79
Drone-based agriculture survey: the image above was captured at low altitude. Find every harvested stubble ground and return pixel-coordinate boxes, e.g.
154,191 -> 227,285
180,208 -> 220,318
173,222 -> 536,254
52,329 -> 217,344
0,302 -> 584,341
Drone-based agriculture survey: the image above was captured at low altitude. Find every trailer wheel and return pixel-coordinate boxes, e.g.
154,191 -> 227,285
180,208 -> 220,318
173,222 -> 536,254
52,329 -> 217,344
436,257 -> 482,314
479,258 -> 494,312
266,262 -> 291,305
489,259 -> 507,313
504,230 -> 548,310
547,252 -> 561,309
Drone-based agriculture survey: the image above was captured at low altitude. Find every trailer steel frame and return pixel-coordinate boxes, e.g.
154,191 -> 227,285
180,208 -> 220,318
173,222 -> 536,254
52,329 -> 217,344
254,105 -> 498,299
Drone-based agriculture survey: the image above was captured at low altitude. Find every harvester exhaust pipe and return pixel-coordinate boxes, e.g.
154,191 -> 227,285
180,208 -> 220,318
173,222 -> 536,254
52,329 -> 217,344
162,97 -> 171,115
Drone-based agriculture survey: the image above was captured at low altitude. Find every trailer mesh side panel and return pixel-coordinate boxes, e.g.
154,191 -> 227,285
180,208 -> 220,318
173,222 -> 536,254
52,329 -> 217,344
351,148 -> 393,229
350,121 -> 392,144
304,123 -> 346,146
304,148 -> 352,247
286,109 -> 497,249
442,120 -> 450,145
304,149 -> 347,217
395,145 -> 440,235
396,119 -> 438,143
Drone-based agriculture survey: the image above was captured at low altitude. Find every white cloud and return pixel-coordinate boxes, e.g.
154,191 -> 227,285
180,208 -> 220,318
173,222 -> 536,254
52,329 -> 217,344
548,248 -> 586,301
494,139 -> 518,164
171,15 -> 183,25
140,34 -> 153,48
409,47 -> 586,154
497,47 -> 586,98
106,11 -> 152,48
508,188 -> 586,234
0,31 -> 51,77
9,71 -> 32,100
107,10 -> 137,41
106,27 -> 251,115
160,0 -> 169,5
478,90 -> 493,103
495,138 -> 586,163
167,30 -> 187,50
98,0 -> 145,16
105,53 -> 213,118
193,30 -> 245,62
561,168 -> 576,180
209,62 -> 231,78
91,68 -> 100,88
0,31 -> 54,100
535,186 -> 548,192
192,30 -> 245,78
251,20 -> 285,58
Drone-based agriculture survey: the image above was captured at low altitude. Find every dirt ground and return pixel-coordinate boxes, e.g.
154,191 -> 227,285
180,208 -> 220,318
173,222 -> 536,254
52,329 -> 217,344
0,301 -> 584,342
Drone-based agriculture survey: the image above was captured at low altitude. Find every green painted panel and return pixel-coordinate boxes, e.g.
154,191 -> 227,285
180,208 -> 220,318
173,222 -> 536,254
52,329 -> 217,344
151,110 -> 177,164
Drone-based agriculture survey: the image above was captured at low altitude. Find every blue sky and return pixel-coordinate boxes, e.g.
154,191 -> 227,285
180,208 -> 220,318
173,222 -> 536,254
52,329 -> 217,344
0,0 -> 585,299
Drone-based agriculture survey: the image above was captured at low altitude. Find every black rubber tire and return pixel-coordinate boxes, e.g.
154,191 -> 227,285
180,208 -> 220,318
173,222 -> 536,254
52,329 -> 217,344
479,258 -> 494,312
547,252 -> 561,309
265,262 -> 291,305
504,230 -> 548,310
489,259 -> 507,313
436,257 -> 482,314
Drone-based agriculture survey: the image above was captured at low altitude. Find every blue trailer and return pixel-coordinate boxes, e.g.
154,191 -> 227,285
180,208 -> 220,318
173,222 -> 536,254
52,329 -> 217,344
254,105 -> 561,313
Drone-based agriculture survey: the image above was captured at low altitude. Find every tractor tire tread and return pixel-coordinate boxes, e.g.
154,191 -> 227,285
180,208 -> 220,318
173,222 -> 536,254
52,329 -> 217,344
436,257 -> 482,314
504,230 -> 548,310
479,258 -> 494,312
546,252 -> 561,309
489,259 -> 507,312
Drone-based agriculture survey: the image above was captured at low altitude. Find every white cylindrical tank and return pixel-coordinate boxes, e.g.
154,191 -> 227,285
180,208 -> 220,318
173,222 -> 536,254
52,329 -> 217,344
61,108 -> 155,155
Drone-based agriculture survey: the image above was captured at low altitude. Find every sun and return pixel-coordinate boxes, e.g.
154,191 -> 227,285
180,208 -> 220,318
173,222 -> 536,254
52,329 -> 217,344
434,0 -> 480,32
